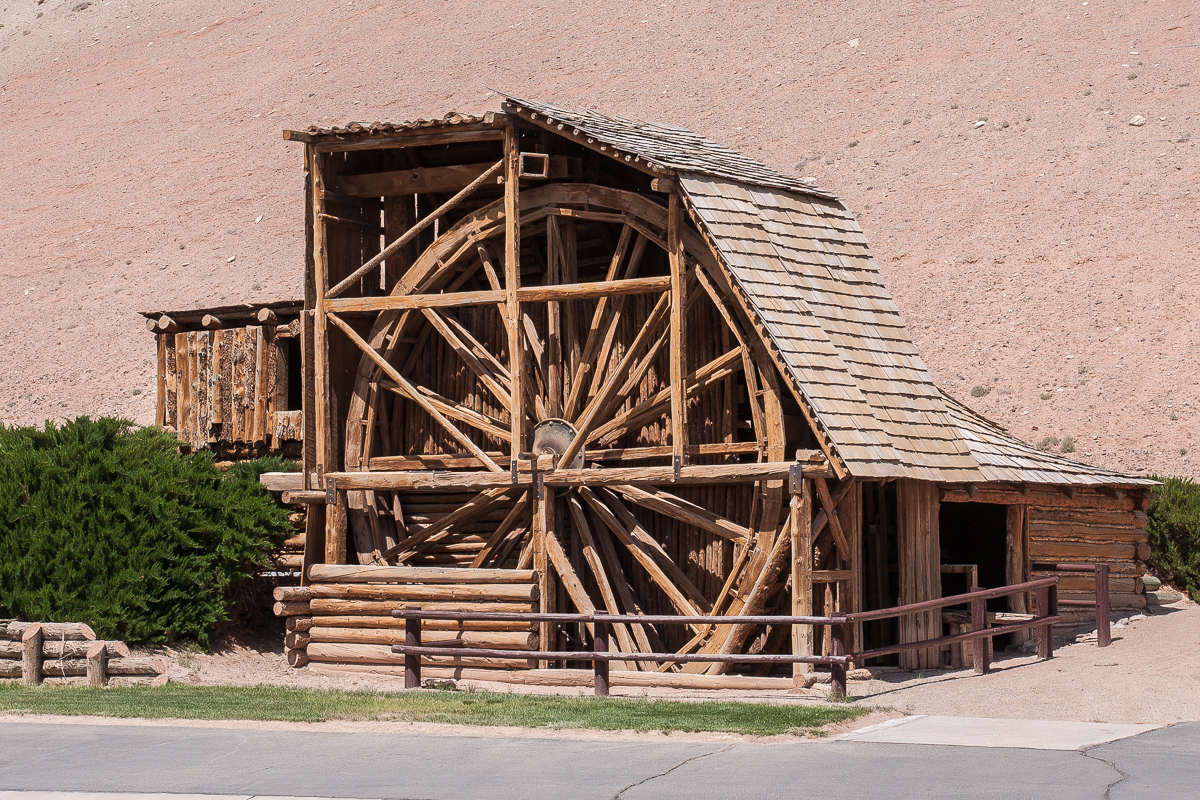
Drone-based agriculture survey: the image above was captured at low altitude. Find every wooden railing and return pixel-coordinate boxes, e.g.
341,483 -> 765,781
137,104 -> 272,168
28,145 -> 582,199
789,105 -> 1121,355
391,577 -> 1066,699
845,577 -> 1061,675
1032,562 -> 1112,647
390,609 -> 850,697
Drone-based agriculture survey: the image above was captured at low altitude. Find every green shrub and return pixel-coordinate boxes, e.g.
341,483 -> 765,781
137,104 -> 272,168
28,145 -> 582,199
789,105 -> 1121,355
0,417 -> 292,647
1145,476 -> 1200,601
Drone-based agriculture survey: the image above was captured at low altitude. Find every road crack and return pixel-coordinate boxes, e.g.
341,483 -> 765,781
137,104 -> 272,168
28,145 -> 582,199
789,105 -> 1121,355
612,743 -> 736,799
1081,722 -> 1178,800
1080,747 -> 1129,800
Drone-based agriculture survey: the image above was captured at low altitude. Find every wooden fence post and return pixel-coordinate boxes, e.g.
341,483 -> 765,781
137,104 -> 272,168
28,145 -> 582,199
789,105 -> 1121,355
21,624 -> 43,686
86,641 -> 107,688
830,619 -> 847,700
403,607 -> 421,689
1036,584 -> 1054,659
593,621 -> 610,697
1095,564 -> 1111,647
970,597 -> 989,675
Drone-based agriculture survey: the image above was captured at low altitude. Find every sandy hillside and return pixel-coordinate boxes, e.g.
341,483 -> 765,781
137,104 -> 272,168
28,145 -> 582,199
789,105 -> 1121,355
1,0 -> 1196,477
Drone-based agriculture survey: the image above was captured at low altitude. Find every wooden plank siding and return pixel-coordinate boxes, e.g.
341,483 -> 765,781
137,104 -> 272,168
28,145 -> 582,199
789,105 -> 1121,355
154,326 -> 301,455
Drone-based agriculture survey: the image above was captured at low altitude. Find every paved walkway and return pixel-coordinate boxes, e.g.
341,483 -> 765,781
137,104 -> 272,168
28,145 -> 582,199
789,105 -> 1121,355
0,720 -> 1196,799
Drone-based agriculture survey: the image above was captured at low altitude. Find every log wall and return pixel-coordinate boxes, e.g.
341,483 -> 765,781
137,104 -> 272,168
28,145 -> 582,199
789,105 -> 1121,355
274,564 -> 539,670
1027,505 -> 1150,610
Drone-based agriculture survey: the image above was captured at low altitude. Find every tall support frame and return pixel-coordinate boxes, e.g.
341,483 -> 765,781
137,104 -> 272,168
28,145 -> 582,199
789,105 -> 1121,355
667,193 -> 688,473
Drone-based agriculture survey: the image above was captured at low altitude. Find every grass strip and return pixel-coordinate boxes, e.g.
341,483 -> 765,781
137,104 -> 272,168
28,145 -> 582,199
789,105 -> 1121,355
0,682 -> 864,736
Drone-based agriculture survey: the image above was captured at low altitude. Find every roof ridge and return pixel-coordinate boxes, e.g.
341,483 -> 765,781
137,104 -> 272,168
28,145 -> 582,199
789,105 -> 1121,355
499,93 -> 840,201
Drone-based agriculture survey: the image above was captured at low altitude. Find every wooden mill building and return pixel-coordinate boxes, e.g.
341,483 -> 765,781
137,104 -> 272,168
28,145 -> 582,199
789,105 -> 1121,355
257,96 -> 1155,682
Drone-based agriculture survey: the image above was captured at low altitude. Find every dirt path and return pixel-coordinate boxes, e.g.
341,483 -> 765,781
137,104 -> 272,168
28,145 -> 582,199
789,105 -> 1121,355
853,598 -> 1200,724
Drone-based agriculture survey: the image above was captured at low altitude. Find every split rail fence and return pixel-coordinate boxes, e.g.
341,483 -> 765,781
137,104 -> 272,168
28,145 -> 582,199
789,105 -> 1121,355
391,575 -> 1091,698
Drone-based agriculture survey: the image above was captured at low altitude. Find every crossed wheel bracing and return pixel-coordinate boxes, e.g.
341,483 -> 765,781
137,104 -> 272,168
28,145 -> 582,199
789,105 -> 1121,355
341,184 -> 788,665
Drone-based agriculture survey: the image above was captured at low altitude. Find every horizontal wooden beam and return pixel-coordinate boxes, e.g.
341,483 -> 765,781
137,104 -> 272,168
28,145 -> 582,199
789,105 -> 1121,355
295,127 -> 506,153
260,472 -> 304,492
324,276 -> 671,314
811,570 -> 853,583
308,564 -> 535,585
324,458 -> 830,492
337,156 -> 580,198
338,162 -> 499,198
940,486 -> 1143,511
365,441 -> 762,472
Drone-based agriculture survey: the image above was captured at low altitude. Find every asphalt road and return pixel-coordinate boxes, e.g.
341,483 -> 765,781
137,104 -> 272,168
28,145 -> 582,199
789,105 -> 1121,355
0,721 -> 1196,800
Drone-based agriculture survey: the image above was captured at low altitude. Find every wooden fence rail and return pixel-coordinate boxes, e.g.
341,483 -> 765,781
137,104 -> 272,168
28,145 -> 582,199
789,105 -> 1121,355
391,609 -> 850,697
1031,562 -> 1112,647
391,577 -> 1072,699
845,577 -> 1062,673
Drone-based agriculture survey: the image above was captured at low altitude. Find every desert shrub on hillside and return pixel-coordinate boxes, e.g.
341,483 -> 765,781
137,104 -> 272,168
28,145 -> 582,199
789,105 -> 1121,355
1145,476 -> 1200,601
0,417 -> 291,646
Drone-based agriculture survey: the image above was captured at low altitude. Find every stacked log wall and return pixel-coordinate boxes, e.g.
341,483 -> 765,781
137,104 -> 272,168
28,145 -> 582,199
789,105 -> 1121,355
273,564 -> 539,670
1027,505 -> 1150,610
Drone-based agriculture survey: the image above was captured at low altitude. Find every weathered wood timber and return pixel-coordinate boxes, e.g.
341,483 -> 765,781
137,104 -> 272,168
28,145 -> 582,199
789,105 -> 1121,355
244,100 -> 1155,684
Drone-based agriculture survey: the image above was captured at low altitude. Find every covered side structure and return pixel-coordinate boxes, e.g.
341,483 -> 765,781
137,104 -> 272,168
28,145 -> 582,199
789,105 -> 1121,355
267,97 -> 1154,681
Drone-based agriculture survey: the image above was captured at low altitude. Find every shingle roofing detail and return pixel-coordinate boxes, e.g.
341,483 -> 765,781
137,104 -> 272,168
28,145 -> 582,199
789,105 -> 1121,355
500,94 -> 837,200
940,392 -> 1157,486
682,175 -> 983,481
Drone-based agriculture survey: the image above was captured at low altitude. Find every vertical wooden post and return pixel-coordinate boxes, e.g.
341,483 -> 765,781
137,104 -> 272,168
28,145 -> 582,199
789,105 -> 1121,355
841,480 -> 863,659
667,193 -> 688,473
155,334 -> 167,427
830,619 -> 847,700
404,607 -> 421,689
896,480 -> 941,669
534,477 -> 557,666
970,596 -> 989,675
1036,584 -> 1054,659
1006,504 -> 1030,642
593,620 -> 610,697
790,471 -> 813,683
309,145 -> 341,565
503,123 -> 524,480
86,641 -> 107,688
21,624 -> 43,686
1095,564 -> 1111,647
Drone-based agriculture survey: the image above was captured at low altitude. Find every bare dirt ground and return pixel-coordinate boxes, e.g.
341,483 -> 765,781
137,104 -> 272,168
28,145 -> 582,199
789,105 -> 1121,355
141,595 -> 1199,728
0,0 -> 1197,477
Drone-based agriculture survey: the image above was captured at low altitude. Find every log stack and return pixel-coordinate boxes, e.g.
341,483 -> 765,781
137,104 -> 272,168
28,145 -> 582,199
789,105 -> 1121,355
272,510 -> 307,575
273,565 -> 540,670
0,621 -> 167,686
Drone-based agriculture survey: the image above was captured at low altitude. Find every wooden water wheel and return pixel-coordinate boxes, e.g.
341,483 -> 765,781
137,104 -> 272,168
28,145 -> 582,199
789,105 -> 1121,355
335,181 -> 795,665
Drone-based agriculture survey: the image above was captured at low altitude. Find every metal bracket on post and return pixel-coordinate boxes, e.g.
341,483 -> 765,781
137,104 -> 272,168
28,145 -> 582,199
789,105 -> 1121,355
325,476 -> 336,506
672,454 -> 681,479
788,463 -> 805,495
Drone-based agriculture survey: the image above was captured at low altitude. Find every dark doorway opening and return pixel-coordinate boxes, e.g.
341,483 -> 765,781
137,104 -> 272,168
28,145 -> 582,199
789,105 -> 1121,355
861,481 -> 899,654
940,502 -> 1008,611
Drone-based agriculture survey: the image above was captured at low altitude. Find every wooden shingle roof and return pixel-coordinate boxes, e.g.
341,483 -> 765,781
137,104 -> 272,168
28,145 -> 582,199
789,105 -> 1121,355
940,392 -> 1156,486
